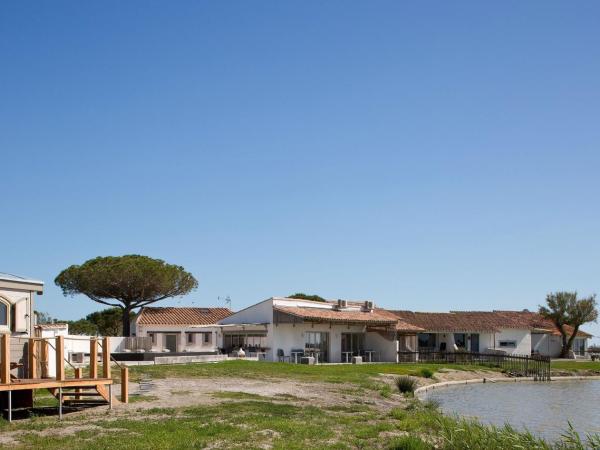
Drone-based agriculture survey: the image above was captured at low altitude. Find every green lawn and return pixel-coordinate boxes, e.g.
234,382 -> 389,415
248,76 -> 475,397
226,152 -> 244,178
551,360 -> 600,373
127,360 -> 497,387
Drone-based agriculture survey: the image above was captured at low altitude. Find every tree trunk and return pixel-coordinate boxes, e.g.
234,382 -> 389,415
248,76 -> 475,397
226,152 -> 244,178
565,325 -> 580,357
122,307 -> 132,337
559,331 -> 570,358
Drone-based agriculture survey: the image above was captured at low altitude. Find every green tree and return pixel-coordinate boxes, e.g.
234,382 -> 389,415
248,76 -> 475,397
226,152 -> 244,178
288,293 -> 327,302
539,291 -> 598,358
55,255 -> 198,336
67,318 -> 98,335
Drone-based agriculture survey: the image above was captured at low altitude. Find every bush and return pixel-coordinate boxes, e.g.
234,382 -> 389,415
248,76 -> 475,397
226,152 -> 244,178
419,368 -> 434,378
395,376 -> 417,395
388,435 -> 433,450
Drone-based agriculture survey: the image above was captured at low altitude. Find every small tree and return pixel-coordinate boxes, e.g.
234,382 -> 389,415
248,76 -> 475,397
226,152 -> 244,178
288,293 -> 327,302
55,255 -> 198,336
539,291 -> 598,358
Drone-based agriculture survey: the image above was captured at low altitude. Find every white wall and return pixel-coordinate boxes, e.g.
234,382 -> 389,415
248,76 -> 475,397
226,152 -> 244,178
365,331 -> 398,362
493,329 -> 531,355
137,324 -> 221,352
272,323 -> 368,363
219,299 -> 274,325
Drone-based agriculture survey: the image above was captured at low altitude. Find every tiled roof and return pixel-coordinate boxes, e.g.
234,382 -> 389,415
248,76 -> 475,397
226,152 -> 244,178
391,310 -> 592,337
35,323 -> 68,329
273,306 -> 399,325
137,307 -> 232,326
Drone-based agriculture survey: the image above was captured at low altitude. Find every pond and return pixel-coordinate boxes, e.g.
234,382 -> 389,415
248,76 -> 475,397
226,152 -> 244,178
421,380 -> 600,442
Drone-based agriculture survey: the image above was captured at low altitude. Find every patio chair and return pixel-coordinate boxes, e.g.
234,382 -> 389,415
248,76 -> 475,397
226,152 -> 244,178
277,349 -> 290,363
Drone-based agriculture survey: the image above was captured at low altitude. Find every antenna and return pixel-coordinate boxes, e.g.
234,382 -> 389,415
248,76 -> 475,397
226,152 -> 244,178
225,296 -> 232,309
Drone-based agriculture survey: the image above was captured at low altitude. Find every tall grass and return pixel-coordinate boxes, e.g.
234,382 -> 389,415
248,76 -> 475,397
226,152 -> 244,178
391,400 -> 600,450
395,376 -> 417,395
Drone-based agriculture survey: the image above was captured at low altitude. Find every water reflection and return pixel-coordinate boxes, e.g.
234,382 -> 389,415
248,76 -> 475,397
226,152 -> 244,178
422,380 -> 600,441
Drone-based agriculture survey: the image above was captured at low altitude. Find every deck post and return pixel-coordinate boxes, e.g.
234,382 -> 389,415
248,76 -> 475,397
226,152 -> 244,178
7,390 -> 12,422
121,367 -> 129,403
28,338 -> 38,379
55,336 -> 65,381
102,337 -> 111,379
58,387 -> 63,420
74,367 -> 82,400
90,338 -> 98,379
40,340 -> 49,378
1,334 -> 10,384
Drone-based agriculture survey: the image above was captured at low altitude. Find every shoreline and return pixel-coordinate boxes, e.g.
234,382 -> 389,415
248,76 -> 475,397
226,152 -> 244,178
415,374 -> 600,396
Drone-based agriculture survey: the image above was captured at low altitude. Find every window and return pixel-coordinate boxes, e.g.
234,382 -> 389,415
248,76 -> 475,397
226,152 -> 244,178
203,332 -> 211,344
417,333 -> 437,350
223,333 -> 267,351
454,333 -> 466,349
499,340 -> 516,348
187,333 -> 195,344
148,333 -> 156,345
0,299 -> 10,327
341,333 -> 365,355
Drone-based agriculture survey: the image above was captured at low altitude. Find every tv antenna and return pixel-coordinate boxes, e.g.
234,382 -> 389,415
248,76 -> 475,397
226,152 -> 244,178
218,295 -> 232,309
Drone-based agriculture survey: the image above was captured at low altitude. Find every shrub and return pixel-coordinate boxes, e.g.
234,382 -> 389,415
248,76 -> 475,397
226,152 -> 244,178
419,368 -> 434,378
388,435 -> 433,450
395,376 -> 417,395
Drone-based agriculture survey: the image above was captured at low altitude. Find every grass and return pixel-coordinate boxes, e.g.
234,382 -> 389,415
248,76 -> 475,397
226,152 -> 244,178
3,396 -> 597,449
3,360 -> 598,449
551,360 -> 600,373
128,394 -> 159,403
126,360 -> 495,388
395,376 -> 417,395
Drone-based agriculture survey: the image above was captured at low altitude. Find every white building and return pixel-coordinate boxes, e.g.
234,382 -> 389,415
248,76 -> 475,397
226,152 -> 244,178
218,297 -> 421,363
133,307 -> 232,353
391,310 -> 592,357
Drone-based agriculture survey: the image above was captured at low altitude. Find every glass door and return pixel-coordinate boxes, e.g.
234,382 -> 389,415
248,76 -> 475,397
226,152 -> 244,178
470,334 -> 479,352
305,332 -> 329,362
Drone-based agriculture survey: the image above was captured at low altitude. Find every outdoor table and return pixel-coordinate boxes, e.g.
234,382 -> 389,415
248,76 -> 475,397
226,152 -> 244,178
342,351 -> 353,363
364,350 -> 376,362
291,351 -> 303,364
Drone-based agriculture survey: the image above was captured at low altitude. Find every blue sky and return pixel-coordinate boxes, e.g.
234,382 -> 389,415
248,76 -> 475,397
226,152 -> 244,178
2,2 -> 599,341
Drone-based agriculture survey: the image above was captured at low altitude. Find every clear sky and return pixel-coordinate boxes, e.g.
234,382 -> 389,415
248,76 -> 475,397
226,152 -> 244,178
2,2 -> 599,342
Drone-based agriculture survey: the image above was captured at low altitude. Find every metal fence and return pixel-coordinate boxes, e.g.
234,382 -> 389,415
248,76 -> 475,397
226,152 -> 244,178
398,350 -> 551,381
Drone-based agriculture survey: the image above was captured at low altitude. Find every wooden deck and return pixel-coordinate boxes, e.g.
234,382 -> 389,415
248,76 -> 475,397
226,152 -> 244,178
1,334 -> 129,421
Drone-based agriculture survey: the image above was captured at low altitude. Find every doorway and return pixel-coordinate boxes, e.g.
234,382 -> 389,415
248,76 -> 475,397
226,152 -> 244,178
165,334 -> 178,352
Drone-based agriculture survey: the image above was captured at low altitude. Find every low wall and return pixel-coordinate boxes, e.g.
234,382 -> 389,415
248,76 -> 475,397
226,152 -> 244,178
415,375 -> 600,396
154,354 -> 229,365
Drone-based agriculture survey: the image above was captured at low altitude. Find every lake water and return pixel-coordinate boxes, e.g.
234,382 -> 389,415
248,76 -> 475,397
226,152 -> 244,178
421,380 -> 600,442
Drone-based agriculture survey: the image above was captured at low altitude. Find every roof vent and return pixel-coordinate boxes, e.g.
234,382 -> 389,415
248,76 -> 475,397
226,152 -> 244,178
363,301 -> 374,312
336,299 -> 348,310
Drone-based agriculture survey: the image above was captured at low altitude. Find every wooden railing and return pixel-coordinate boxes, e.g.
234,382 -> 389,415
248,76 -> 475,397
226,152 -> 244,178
0,334 -> 128,402
397,350 -> 551,381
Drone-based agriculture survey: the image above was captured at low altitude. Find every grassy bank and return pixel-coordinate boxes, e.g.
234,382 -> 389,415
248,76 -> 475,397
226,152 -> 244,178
1,394 -> 596,449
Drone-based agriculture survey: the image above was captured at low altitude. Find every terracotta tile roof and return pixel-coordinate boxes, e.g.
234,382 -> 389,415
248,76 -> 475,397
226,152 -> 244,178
137,307 -> 232,326
391,310 -> 592,337
35,323 -> 68,329
273,306 -> 399,325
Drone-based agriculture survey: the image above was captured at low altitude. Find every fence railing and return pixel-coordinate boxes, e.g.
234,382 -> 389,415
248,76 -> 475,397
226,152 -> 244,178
397,350 -> 551,381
